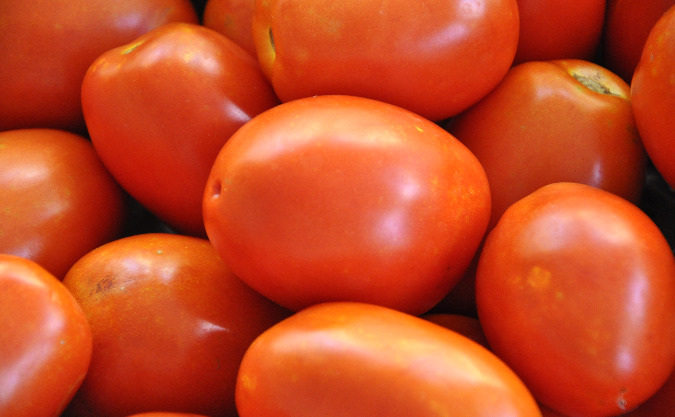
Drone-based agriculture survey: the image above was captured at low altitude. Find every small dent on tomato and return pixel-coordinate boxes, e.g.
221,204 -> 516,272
120,39 -> 144,55
209,179 -> 223,199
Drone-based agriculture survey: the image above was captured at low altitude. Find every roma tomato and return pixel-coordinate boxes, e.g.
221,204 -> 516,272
61,233 -> 290,417
447,59 -> 646,230
476,182 -> 675,417
631,5 -> 675,190
621,367 -> 675,416
236,302 -> 542,417
82,22 -> 278,237
0,0 -> 198,133
203,0 -> 257,56
0,254 -> 92,417
252,0 -> 520,120
512,0 -> 606,64
602,0 -> 675,82
0,129 -> 128,279
203,95 -> 491,315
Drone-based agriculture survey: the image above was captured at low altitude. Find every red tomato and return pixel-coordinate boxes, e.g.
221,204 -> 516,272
0,0 -> 198,133
512,0 -> 606,65
203,95 -> 491,315
602,0 -> 675,82
422,313 -> 490,348
236,302 -> 542,417
631,5 -> 675,189
82,22 -> 279,237
203,0 -> 257,56
621,367 -> 675,416
252,0 -> 520,120
0,129 -> 128,279
447,59 -> 646,230
0,254 -> 92,417
476,182 -> 675,417
61,233 -> 290,417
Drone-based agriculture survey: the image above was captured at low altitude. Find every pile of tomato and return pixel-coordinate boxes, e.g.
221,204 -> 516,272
1,0 -> 675,416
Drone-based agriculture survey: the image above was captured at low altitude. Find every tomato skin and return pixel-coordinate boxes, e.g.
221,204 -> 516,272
0,129 -> 128,279
61,233 -> 290,417
82,22 -> 278,237
203,0 -> 257,56
0,0 -> 198,133
203,95 -> 491,315
631,5 -> 675,190
602,0 -> 675,83
0,254 -> 92,417
476,182 -> 675,417
236,302 -> 542,417
513,0 -> 605,65
252,0 -> 519,120
447,59 -> 646,230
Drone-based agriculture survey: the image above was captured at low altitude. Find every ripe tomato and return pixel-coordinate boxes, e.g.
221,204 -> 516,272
61,233 -> 290,417
252,0 -> 520,120
0,0 -> 198,133
82,22 -> 278,237
203,0 -> 257,56
447,59 -> 646,230
512,0 -> 606,65
621,367 -> 675,416
0,254 -> 92,417
631,5 -> 675,190
236,302 -> 542,417
0,129 -> 128,279
203,95 -> 491,315
476,182 -> 675,417
126,414 -> 209,417
602,0 -> 675,82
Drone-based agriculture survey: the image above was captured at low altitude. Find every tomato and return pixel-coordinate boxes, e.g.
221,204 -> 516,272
61,233 -> 290,417
422,313 -> 489,348
252,0 -> 519,121
447,59 -> 646,231
203,0 -> 257,56
0,0 -> 198,133
236,302 -> 542,417
203,95 -> 491,315
0,254 -> 92,417
82,22 -> 279,237
602,0 -> 675,82
475,182 -> 675,416
621,367 -> 675,416
512,0 -> 606,65
0,129 -> 128,279
631,5 -> 675,190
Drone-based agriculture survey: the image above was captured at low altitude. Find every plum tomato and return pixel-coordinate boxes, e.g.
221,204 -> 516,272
235,302 -> 543,417
203,95 -> 491,315
0,128 -> 128,279
447,59 -> 646,231
82,22 -> 279,237
61,233 -> 290,417
0,0 -> 198,133
512,0 -> 606,64
631,5 -> 675,190
251,0 -> 520,120
0,254 -> 92,417
602,0 -> 675,83
203,0 -> 257,56
476,182 -> 675,416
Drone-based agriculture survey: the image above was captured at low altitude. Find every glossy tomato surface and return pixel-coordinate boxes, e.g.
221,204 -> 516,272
203,95 -> 491,315
82,22 -> 278,237
0,129 -> 128,279
476,182 -> 675,417
203,0 -> 257,56
236,302 -> 542,417
0,254 -> 92,417
631,5 -> 675,189
602,0 -> 675,82
0,0 -> 198,133
448,59 -> 646,230
512,0 -> 605,64
252,0 -> 519,120
61,233 -> 290,417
